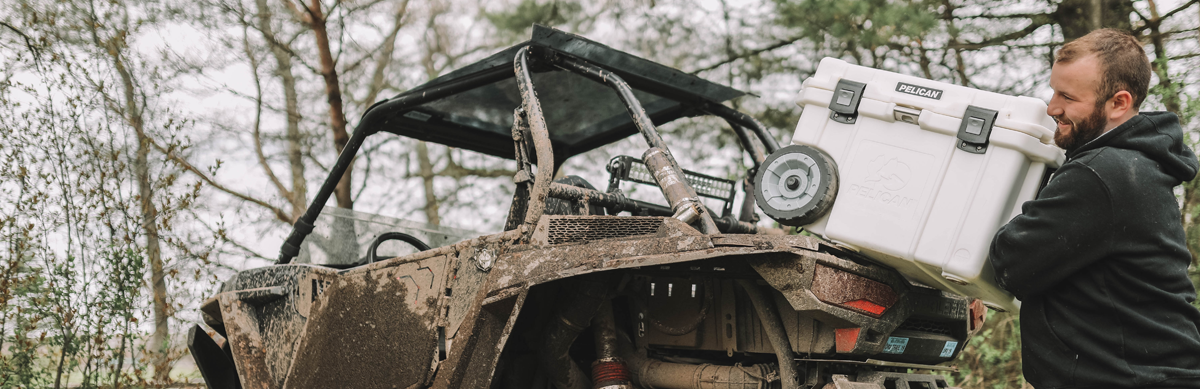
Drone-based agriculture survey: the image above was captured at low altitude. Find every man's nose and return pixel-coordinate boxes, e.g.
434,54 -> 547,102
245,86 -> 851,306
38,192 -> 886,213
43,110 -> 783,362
1046,98 -> 1064,117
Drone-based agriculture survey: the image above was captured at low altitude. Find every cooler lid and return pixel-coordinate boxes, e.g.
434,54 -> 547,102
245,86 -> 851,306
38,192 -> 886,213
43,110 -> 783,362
801,58 -> 1056,145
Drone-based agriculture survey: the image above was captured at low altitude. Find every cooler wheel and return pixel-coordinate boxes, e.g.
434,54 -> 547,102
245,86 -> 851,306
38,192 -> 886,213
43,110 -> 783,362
753,145 -> 839,226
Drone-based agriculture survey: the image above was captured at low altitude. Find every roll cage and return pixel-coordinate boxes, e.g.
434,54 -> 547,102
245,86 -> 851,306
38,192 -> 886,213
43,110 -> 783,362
276,25 -> 782,264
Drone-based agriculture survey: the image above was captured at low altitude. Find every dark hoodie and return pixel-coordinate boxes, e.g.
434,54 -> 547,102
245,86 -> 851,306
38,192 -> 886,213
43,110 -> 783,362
991,112 -> 1200,388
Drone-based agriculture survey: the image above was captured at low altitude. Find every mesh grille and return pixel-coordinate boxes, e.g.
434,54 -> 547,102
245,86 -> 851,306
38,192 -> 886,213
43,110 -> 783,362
896,319 -> 953,336
626,160 -> 735,200
547,217 -> 663,245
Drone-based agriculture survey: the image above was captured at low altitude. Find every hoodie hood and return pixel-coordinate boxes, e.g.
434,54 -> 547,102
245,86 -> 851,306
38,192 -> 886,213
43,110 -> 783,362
1066,111 -> 1199,182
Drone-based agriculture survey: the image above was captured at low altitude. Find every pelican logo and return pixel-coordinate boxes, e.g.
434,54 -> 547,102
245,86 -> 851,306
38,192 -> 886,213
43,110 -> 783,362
846,155 -> 918,209
896,82 -> 943,100
864,155 -> 911,191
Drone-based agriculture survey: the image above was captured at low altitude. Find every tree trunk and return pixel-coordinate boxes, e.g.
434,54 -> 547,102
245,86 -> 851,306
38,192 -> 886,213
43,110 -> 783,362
253,0 -> 307,219
1183,156 -> 1200,301
1146,0 -> 1199,281
417,141 -> 440,226
1183,178 -> 1200,256
110,44 -> 169,382
54,331 -> 72,388
307,0 -> 354,210
1146,0 -> 1182,114
939,0 -> 971,86
1054,0 -> 1134,40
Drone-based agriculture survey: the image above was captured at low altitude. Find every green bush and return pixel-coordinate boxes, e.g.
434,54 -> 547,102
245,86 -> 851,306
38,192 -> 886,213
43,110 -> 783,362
942,310 -> 1028,389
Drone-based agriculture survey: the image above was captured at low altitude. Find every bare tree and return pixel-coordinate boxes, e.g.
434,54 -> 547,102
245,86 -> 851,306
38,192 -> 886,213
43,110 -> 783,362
2,0 -> 207,384
167,0 -> 415,246
77,0 -> 172,379
254,0 -> 308,220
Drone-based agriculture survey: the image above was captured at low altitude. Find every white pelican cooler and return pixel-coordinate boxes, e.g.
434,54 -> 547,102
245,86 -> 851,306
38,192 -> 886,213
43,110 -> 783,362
753,57 -> 1065,311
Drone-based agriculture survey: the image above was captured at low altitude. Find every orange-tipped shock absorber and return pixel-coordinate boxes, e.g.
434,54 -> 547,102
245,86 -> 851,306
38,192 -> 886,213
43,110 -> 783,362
591,358 -> 632,389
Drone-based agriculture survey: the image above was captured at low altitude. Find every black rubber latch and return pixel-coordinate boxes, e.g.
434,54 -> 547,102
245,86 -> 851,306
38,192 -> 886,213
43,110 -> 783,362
956,105 -> 998,154
829,79 -> 867,124
187,325 -> 240,389
277,218 -> 316,263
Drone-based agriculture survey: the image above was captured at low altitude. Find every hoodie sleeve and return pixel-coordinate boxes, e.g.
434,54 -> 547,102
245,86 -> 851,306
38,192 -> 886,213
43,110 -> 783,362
989,162 -> 1114,300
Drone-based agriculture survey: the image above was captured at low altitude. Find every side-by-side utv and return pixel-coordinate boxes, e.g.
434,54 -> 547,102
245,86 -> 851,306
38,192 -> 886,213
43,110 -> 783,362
188,26 -> 986,389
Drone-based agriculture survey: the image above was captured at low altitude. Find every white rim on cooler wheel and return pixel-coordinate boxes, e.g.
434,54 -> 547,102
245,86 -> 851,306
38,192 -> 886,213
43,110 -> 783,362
753,145 -> 839,227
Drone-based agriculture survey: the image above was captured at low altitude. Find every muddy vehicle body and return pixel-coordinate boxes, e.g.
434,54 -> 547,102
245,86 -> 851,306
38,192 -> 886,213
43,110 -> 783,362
189,26 -> 985,389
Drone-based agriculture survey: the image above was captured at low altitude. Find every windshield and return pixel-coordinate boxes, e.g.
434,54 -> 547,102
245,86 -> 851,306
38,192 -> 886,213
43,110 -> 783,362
296,207 -> 482,266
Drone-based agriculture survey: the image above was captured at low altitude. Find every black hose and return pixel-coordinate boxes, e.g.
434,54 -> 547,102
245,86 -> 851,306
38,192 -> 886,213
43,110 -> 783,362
540,281 -> 608,389
726,120 -> 767,166
702,102 -> 781,154
593,301 -> 621,362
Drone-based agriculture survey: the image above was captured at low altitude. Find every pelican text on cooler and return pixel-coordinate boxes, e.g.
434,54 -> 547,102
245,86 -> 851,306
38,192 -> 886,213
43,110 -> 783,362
896,82 -> 943,100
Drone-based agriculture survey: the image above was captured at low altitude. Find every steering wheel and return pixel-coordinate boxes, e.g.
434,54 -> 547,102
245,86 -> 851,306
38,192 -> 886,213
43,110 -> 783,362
367,232 -> 433,263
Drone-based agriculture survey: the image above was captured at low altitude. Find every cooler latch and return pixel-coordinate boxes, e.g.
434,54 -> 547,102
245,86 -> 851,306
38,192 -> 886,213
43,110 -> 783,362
956,106 -> 998,154
829,79 -> 866,124
893,106 -> 921,124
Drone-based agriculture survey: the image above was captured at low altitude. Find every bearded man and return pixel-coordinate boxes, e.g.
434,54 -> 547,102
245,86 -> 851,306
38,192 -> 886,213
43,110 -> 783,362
990,29 -> 1200,388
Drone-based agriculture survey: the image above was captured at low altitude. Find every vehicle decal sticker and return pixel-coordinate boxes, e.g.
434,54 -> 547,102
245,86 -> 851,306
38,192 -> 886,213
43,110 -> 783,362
883,337 -> 909,354
941,341 -> 959,357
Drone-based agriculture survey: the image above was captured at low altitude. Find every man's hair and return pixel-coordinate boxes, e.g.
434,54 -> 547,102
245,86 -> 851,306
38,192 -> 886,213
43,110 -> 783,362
1055,28 -> 1151,109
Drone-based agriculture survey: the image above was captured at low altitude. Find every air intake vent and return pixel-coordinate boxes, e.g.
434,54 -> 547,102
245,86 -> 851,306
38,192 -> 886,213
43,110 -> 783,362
547,216 -> 663,245
896,318 -> 953,336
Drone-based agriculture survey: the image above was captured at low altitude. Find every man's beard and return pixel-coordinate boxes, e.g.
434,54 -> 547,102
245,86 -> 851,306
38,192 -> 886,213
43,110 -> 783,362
1052,100 -> 1108,152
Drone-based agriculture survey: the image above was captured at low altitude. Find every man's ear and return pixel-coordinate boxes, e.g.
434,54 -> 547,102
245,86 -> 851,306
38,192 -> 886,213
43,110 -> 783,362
1107,90 -> 1135,120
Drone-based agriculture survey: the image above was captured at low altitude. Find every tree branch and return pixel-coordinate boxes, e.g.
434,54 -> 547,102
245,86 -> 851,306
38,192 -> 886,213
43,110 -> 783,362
689,35 -> 804,75
438,149 -> 516,179
212,225 -> 274,262
1170,52 -> 1200,61
213,0 -> 317,75
1134,0 -> 1200,34
955,12 -> 1048,20
352,143 -> 371,203
1162,0 -> 1200,22
947,15 -> 1055,50
361,0 -> 409,108
244,23 -> 321,75
149,137 -> 293,224
241,25 -> 293,205
284,0 -> 311,24
0,21 -> 42,66
305,152 -> 329,172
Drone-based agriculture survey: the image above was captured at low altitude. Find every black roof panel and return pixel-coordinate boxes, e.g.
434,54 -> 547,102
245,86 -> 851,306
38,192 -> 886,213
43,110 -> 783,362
370,25 -> 746,164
